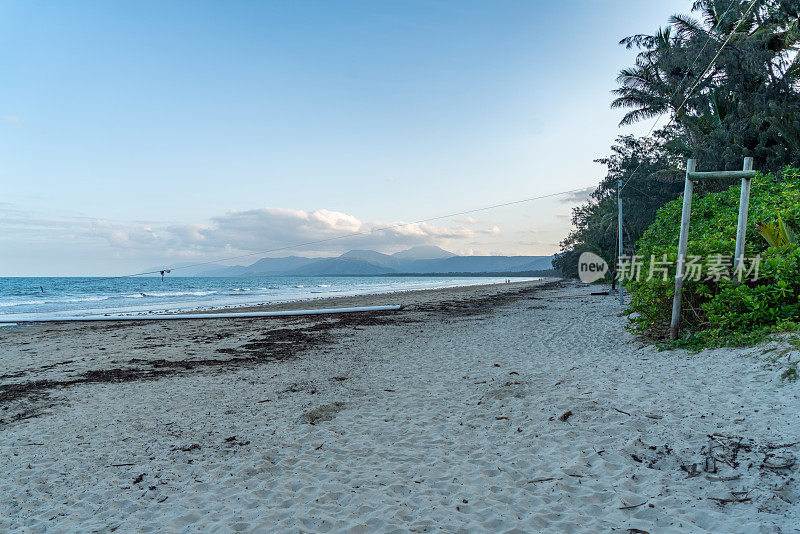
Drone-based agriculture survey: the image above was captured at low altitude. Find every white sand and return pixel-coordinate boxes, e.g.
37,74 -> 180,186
1,280 -> 798,532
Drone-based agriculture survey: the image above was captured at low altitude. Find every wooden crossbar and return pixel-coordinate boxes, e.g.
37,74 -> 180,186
687,170 -> 756,181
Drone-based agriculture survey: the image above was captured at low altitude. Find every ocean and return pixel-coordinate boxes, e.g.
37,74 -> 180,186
0,276 -> 538,321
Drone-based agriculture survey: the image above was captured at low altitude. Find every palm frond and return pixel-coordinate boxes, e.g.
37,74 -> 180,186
617,108 -> 667,127
669,14 -> 707,40
757,222 -> 782,248
619,34 -> 655,49
757,213 -> 798,248
780,213 -> 797,244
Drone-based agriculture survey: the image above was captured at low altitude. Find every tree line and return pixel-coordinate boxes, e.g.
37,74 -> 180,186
555,0 -> 800,277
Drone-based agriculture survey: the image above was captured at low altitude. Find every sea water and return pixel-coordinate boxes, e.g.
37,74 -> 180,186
0,276 -> 538,321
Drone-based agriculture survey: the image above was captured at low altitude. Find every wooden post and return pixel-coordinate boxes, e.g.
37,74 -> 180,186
733,157 -> 754,269
618,178 -> 624,305
669,159 -> 696,340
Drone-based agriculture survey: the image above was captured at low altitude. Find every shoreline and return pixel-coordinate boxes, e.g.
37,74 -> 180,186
0,276 -> 545,323
192,277 -> 554,314
1,279 -> 797,531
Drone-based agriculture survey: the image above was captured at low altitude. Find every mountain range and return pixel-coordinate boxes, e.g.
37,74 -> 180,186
161,246 -> 555,277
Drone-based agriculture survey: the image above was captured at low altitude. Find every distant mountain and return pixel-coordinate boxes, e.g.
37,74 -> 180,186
184,247 -> 555,277
338,249 -> 396,267
244,256 -> 317,276
197,256 -> 316,277
290,257 -> 395,276
405,255 -> 553,274
515,257 -> 555,271
391,245 -> 455,261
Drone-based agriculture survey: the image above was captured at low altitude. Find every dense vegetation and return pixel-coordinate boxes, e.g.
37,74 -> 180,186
557,0 -> 800,347
626,168 -> 800,348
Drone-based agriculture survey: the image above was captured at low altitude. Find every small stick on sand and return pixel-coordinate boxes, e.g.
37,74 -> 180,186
619,501 -> 647,510
767,441 -> 799,449
706,475 -> 740,482
708,496 -> 751,504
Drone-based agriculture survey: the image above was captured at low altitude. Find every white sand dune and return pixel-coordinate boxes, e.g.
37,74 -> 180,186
1,280 -> 797,532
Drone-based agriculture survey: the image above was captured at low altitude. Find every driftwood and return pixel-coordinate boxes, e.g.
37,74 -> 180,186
708,496 -> 751,504
706,474 -> 740,482
619,501 -> 647,510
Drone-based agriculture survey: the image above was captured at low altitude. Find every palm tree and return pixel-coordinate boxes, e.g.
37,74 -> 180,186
612,0 -> 800,171
611,27 -> 697,127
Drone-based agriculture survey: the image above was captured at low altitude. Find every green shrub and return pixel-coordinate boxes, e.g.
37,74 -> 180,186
626,167 -> 800,348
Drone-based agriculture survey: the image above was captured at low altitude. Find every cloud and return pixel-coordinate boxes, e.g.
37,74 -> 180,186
188,207 -> 500,254
164,223 -> 212,246
192,208 -> 365,251
558,187 -> 594,204
1,200 -> 570,275
21,208 -> 500,256
1,202 -> 512,263
92,220 -> 162,249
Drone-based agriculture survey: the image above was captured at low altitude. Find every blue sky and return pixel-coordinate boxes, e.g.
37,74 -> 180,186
0,0 -> 694,275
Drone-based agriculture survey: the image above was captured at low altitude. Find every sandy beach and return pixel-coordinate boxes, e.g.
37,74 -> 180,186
1,279 -> 798,532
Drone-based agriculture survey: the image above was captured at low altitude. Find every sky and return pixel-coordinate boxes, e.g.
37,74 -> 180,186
0,0 -> 695,276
